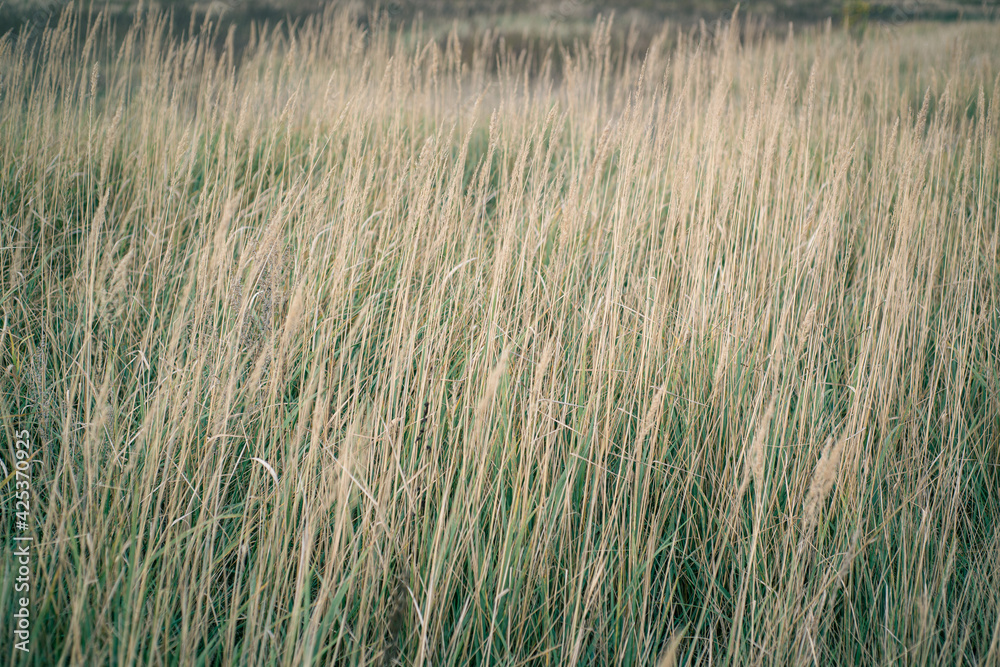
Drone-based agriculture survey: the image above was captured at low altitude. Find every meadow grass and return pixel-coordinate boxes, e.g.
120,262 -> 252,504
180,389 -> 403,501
1,5 -> 999,665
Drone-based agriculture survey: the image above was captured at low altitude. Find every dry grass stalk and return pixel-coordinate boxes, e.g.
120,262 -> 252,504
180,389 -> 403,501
3,7 -> 997,665
799,434 -> 847,556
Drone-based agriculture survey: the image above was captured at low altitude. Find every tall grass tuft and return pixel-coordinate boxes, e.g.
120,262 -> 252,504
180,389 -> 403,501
1,4 -> 998,665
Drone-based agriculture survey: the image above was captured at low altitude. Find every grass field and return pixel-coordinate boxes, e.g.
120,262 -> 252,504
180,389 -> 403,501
1,4 -> 999,665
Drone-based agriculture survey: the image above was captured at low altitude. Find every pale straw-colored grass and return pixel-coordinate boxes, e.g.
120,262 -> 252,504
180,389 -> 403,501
1,5 -> 998,665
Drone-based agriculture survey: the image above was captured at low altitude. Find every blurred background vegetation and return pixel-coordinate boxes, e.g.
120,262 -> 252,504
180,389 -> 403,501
2,0 -> 997,38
